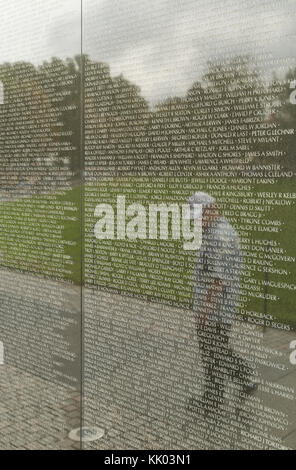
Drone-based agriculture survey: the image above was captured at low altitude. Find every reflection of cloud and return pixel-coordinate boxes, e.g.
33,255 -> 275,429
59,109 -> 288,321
0,0 -> 80,64
0,0 -> 295,105
83,0 -> 296,104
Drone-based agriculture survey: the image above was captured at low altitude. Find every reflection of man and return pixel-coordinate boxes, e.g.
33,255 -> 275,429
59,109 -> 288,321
188,192 -> 257,415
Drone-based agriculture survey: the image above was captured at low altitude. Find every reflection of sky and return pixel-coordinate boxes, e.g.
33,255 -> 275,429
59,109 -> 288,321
0,0 -> 81,64
0,0 -> 295,105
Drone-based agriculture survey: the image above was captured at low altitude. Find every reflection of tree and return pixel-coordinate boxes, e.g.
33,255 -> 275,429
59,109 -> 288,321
0,59 -> 80,188
145,56 -> 296,174
0,54 -> 295,182
84,57 -> 149,177
268,68 -> 296,170
200,57 -> 265,169
38,56 -> 82,175
146,97 -> 189,174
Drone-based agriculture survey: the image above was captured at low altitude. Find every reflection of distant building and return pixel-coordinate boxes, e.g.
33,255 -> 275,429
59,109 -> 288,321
0,80 -> 4,104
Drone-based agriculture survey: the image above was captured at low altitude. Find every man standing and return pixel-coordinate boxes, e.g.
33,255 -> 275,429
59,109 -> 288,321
187,192 -> 256,415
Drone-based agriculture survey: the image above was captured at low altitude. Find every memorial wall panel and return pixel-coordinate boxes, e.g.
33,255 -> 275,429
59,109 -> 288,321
0,0 -> 82,450
0,0 -> 295,451
83,0 -> 296,450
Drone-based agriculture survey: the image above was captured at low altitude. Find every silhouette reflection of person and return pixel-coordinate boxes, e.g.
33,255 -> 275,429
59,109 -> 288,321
187,192 -> 257,416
